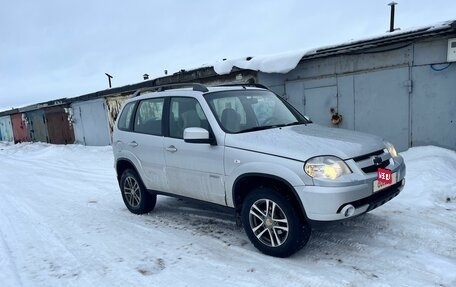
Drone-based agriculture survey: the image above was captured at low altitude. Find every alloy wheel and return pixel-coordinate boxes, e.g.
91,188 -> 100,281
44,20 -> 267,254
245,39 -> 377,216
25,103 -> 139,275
249,199 -> 289,247
123,176 -> 141,208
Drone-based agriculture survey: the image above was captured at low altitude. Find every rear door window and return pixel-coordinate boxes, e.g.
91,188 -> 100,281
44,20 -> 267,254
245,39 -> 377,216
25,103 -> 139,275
134,98 -> 164,136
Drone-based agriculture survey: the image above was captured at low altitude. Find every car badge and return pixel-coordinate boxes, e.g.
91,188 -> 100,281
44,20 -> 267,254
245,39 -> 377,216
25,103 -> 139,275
373,156 -> 383,165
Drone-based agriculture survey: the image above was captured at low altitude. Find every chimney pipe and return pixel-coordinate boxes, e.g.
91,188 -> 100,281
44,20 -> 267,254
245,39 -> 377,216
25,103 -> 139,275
388,2 -> 398,32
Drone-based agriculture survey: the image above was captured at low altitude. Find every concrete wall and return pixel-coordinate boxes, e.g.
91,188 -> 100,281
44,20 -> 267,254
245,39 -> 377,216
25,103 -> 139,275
259,35 -> 456,151
106,95 -> 131,139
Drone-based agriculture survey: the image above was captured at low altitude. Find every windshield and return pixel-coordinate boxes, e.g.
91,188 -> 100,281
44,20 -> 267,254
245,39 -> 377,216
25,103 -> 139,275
205,90 -> 308,133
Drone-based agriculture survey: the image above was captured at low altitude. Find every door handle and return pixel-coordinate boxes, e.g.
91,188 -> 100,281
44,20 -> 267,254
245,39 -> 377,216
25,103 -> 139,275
166,145 -> 177,153
128,141 -> 138,147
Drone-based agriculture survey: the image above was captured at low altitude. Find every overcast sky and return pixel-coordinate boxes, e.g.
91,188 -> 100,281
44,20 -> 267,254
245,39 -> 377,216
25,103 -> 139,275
1,0 -> 455,110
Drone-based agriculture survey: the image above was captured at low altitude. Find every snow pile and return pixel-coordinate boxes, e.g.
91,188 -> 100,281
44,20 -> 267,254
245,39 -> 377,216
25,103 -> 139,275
213,50 -> 306,75
398,146 -> 456,208
0,143 -> 455,287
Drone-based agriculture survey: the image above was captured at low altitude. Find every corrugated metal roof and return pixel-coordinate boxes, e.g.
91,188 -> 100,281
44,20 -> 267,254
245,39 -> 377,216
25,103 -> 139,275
300,20 -> 456,60
0,108 -> 19,117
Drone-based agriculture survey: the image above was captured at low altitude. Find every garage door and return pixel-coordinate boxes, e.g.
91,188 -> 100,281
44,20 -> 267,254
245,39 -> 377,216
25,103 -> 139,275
354,67 -> 410,151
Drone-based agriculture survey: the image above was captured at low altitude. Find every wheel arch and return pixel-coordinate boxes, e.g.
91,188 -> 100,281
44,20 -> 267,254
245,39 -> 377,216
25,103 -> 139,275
232,173 -> 308,222
116,158 -> 140,183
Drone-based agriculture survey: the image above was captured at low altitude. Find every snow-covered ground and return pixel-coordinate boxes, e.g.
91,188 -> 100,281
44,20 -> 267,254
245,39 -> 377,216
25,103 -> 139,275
0,142 -> 455,287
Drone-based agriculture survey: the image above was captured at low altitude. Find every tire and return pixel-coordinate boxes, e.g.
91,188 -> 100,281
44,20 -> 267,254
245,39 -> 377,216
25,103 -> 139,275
120,169 -> 156,214
241,187 -> 311,257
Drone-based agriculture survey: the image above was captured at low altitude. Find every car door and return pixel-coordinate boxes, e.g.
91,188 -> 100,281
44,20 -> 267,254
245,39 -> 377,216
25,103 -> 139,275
163,96 -> 226,205
117,98 -> 168,192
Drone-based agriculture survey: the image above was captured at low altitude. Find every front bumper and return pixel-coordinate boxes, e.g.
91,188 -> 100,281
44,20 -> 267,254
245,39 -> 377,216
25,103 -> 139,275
296,157 -> 406,221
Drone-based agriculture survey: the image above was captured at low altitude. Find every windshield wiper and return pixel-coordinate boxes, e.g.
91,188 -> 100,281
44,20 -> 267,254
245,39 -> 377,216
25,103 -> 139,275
238,121 -> 304,133
238,125 -> 278,133
283,121 -> 302,127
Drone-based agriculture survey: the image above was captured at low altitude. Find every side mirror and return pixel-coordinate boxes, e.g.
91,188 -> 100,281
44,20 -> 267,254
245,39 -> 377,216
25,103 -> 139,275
183,127 -> 215,144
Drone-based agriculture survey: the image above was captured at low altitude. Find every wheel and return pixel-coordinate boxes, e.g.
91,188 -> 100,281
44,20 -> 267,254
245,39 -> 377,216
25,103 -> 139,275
120,169 -> 156,214
241,187 -> 311,257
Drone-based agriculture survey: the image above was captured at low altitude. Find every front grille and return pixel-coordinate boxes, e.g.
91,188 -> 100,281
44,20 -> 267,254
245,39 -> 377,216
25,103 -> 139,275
352,149 -> 391,174
361,160 -> 390,173
352,149 -> 383,162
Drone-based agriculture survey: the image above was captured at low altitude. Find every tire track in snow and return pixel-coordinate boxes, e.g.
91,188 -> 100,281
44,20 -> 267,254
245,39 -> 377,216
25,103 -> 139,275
0,191 -> 98,286
0,220 -> 23,287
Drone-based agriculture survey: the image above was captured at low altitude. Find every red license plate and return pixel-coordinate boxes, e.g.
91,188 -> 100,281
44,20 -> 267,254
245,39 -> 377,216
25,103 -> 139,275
377,168 -> 392,184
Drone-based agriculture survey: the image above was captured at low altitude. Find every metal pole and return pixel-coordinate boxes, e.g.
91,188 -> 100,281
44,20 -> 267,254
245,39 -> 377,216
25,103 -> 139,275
105,73 -> 113,88
388,2 -> 397,32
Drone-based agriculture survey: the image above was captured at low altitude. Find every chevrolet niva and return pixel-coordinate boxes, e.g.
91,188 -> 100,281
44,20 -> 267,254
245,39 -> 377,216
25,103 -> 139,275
113,83 -> 406,257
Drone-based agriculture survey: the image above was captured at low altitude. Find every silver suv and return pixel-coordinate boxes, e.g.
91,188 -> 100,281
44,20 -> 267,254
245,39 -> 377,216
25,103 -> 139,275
113,83 -> 406,257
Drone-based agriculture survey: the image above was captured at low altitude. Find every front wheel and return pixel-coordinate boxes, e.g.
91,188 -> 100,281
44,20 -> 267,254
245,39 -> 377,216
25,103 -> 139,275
241,187 -> 311,257
120,169 -> 156,214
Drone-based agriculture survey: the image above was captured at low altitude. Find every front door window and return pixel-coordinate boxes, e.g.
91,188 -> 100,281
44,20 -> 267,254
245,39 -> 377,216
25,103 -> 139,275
169,97 -> 208,139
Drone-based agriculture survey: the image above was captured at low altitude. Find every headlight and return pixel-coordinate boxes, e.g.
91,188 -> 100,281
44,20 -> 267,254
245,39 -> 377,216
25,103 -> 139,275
385,142 -> 398,157
304,156 -> 352,179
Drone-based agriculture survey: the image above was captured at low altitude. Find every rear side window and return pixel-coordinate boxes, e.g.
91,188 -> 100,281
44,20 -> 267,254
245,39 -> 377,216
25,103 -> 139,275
134,98 -> 164,136
118,102 -> 136,131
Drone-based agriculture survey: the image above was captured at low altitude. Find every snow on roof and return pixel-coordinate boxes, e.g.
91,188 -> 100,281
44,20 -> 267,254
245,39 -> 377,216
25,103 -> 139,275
213,50 -> 307,75
212,19 -> 456,75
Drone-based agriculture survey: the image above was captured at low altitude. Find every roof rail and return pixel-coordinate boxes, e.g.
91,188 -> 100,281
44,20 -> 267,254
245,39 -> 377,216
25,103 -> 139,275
132,83 -> 208,97
218,83 -> 269,90
156,83 -> 208,92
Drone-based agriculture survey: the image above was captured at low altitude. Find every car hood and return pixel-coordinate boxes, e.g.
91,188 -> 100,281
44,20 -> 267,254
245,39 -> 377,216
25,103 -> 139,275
224,124 -> 386,161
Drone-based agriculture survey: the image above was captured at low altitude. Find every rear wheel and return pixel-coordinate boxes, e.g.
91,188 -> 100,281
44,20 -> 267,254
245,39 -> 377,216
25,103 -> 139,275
120,169 -> 156,214
241,187 -> 311,257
